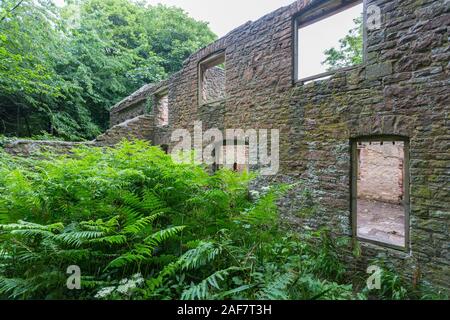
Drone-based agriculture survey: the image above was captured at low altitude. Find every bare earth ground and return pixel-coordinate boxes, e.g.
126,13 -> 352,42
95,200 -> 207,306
357,199 -> 405,247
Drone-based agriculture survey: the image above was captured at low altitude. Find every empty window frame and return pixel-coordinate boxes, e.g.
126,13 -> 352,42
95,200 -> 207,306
198,52 -> 226,105
351,137 -> 410,250
294,0 -> 364,82
212,140 -> 249,173
155,91 -> 169,126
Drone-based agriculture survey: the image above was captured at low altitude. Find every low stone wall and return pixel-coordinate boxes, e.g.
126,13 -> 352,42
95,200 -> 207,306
1,139 -> 94,157
2,115 -> 156,156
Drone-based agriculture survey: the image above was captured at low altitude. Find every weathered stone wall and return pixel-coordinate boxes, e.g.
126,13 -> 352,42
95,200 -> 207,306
110,81 -> 170,128
283,0 -> 448,291
110,100 -> 146,126
94,115 -> 155,147
155,94 -> 169,126
358,142 -> 404,204
109,84 -> 153,126
2,115 -> 156,156
2,139 -> 95,157
106,0 -> 449,292
202,66 -> 226,104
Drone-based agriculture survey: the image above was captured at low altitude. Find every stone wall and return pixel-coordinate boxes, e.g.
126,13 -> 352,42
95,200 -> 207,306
94,115 -> 155,147
111,100 -> 146,126
2,139 -> 94,157
110,80 -> 169,128
2,115 -> 156,156
109,84 -> 153,126
358,142 -> 404,204
155,94 -> 169,126
202,66 -> 226,104
102,0 -> 449,291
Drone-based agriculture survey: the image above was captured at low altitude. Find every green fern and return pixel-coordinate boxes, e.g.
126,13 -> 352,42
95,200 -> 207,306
0,141 -> 418,300
0,181 -> 183,299
256,272 -> 297,300
181,267 -> 241,300
146,241 -> 223,295
123,213 -> 162,234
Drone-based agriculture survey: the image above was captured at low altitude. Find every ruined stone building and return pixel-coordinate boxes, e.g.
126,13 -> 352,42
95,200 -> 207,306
10,0 -> 448,291
100,0 -> 450,292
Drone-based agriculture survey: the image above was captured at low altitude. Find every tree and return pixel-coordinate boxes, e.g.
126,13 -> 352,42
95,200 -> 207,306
142,4 -> 217,74
0,0 -> 25,23
0,0 -> 66,137
322,17 -> 363,71
0,0 -> 216,140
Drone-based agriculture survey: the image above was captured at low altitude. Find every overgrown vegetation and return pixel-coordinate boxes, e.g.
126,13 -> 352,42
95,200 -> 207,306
0,141 -> 442,300
0,0 -> 216,140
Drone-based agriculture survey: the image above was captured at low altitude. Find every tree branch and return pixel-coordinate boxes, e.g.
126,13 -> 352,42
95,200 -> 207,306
0,0 -> 25,23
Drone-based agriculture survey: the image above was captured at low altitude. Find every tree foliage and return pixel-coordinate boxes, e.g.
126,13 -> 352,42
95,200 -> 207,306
322,17 -> 363,71
0,0 -> 216,140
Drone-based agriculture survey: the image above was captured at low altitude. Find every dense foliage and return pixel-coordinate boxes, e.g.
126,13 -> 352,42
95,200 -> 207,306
0,0 -> 216,140
0,141 -> 441,300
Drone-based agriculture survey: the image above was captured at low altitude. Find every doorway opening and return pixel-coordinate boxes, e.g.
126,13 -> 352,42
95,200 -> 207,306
352,137 -> 409,249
